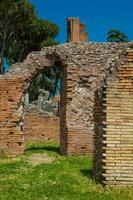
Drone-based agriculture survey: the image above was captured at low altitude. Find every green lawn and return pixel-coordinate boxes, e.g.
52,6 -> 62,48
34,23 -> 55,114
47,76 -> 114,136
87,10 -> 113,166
0,142 -> 133,200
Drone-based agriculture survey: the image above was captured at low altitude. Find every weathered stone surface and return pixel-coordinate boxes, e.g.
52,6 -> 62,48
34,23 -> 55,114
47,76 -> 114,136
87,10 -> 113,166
0,42 -> 132,158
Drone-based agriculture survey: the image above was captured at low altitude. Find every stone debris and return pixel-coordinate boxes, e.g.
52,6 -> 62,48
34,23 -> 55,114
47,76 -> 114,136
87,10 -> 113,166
27,153 -> 55,165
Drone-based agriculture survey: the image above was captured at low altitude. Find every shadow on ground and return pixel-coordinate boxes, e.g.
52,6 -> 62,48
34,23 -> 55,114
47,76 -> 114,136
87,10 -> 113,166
25,145 -> 60,154
81,169 -> 95,181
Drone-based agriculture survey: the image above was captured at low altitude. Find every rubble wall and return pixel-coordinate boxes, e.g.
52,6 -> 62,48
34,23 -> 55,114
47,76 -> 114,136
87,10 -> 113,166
0,42 -> 132,156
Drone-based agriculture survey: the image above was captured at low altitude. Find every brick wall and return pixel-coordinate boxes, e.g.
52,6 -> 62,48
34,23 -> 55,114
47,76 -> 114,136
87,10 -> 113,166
94,48 -> 133,185
67,126 -> 93,155
24,107 -> 59,143
0,42 -> 132,158
0,76 -> 26,155
60,64 -> 94,155
67,18 -> 88,42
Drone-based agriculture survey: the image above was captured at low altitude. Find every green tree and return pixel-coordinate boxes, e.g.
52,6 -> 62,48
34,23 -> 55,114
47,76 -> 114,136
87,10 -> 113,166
107,29 -> 129,43
29,66 -> 60,102
0,0 -> 59,74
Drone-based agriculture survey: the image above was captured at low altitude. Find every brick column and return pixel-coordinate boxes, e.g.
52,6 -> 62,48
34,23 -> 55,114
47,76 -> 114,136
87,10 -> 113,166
0,76 -> 25,155
94,49 -> 133,185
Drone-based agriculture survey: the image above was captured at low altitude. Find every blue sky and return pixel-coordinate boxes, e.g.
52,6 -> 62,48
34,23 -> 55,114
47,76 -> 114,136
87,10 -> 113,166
31,0 -> 132,43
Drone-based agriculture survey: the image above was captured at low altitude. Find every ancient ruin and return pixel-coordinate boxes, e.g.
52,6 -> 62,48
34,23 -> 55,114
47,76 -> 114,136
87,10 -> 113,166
67,18 -> 88,42
94,47 -> 133,185
0,34 -> 133,185
24,105 -> 59,143
24,88 -> 60,143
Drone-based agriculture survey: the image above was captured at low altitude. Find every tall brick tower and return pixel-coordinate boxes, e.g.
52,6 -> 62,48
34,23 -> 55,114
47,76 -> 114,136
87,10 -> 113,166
67,17 -> 88,42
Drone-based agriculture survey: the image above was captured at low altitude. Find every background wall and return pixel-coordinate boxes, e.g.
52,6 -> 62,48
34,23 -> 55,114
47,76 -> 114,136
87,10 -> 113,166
24,106 -> 59,143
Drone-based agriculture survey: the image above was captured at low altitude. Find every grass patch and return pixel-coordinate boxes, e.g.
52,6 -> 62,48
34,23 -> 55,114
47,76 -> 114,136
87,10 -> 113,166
0,142 -> 133,200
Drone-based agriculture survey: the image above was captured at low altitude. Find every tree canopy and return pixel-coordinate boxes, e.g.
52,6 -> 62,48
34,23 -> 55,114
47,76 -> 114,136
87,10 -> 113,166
107,29 -> 129,43
0,0 -> 59,74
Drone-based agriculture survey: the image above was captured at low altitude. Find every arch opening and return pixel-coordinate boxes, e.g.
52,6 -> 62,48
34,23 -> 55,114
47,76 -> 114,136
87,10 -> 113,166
23,65 -> 61,146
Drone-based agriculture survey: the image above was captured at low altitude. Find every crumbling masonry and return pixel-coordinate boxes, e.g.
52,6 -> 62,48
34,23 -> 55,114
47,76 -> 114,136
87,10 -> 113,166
0,42 -> 133,185
67,18 -> 88,42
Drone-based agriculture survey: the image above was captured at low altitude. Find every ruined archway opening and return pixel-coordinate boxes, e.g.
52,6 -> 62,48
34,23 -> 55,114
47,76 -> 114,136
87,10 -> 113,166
23,64 -> 62,152
26,65 -> 60,114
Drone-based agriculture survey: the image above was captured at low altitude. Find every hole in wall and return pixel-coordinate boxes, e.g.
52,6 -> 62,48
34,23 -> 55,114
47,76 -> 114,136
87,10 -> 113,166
23,64 -> 62,151
9,131 -> 14,134
81,146 -> 86,150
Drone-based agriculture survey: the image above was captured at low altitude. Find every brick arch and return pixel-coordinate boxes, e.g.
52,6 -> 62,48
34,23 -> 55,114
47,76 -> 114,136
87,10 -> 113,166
0,42 -> 132,156
0,49 -> 68,155
8,49 -> 67,81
